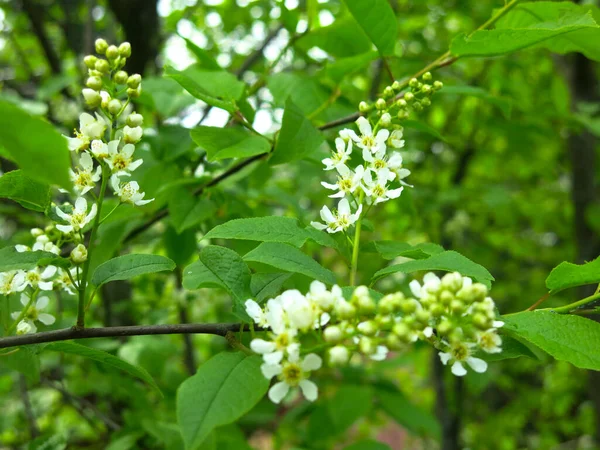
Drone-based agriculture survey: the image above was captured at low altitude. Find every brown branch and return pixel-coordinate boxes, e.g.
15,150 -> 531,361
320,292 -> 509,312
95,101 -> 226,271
0,323 -> 253,349
19,375 -> 39,439
22,0 -> 62,75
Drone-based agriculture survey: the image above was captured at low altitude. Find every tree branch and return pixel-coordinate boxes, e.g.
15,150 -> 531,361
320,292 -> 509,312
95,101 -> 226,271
22,0 -> 62,75
0,323 -> 253,349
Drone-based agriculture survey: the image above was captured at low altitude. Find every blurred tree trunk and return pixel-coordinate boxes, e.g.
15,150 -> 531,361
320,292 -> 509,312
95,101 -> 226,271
107,0 -> 160,74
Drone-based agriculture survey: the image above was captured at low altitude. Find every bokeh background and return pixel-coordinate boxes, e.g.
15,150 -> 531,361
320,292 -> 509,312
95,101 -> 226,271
0,0 -> 599,449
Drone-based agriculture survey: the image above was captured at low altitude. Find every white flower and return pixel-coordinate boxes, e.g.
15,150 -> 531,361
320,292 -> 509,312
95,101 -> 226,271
110,175 -> 154,206
362,168 -> 403,204
321,164 -> 365,199
322,138 -> 352,171
11,294 -> 56,332
55,268 -> 78,295
32,239 -> 60,255
55,197 -> 98,234
106,142 -> 142,175
66,135 -> 88,152
477,329 -> 503,354
245,299 -> 268,328
250,336 -> 298,365
261,351 -> 322,404
70,152 -> 101,195
24,266 -> 57,291
194,164 -> 206,178
363,149 -> 411,186
15,245 -> 29,253
82,88 -> 101,105
306,281 -> 343,311
439,341 -> 487,376
123,125 -> 143,144
347,117 -> 389,154
79,112 -> 106,140
311,198 -> 362,234
410,272 -> 442,298
90,139 -> 115,160
0,271 -> 27,295
388,129 -> 405,149
370,345 -> 389,361
16,320 -> 34,335
281,290 -> 315,331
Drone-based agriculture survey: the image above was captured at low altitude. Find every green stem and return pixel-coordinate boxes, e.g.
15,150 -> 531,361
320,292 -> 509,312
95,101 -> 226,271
349,191 -> 365,286
7,290 -> 39,335
76,164 -> 109,328
541,292 -> 600,314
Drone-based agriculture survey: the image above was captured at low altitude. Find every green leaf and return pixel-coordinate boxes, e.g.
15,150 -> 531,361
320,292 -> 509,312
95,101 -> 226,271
296,18 -> 372,58
182,246 -> 252,315
323,52 -> 379,84
475,335 -> 538,362
164,227 -> 198,268
369,241 -> 444,260
1,347 -> 40,383
169,188 -> 217,233
204,216 -> 311,247
342,0 -> 398,56
181,37 -> 221,70
177,352 -> 269,450
244,242 -> 337,285
44,342 -> 160,393
503,311 -> 600,370
91,254 -> 176,287
250,273 -> 292,303
440,85 -> 513,118
375,386 -> 440,438
164,66 -> 236,113
450,8 -> 599,58
270,99 -> 324,165
372,250 -> 494,288
328,385 -> 373,433
0,170 -> 51,212
0,247 -> 57,272
190,126 -> 270,162
183,66 -> 246,101
0,100 -> 71,188
545,256 -> 600,294
402,120 -> 446,142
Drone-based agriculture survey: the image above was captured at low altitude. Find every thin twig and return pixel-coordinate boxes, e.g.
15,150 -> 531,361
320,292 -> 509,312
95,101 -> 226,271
19,375 -> 39,439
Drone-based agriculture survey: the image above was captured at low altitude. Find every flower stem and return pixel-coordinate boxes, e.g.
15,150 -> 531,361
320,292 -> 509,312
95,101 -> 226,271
76,164 -> 109,329
7,290 -> 38,335
541,292 -> 600,314
349,191 -> 365,286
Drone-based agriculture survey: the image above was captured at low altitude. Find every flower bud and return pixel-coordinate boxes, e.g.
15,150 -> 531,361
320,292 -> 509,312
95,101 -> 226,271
329,346 -> 349,366
391,80 -> 401,90
16,321 -> 33,335
429,303 -> 445,317
118,42 -> 132,57
421,84 -> 432,95
412,101 -> 423,112
380,112 -> 391,127
473,312 -> 491,330
84,55 -> 98,69
421,97 -> 431,107
450,299 -> 464,314
441,272 -> 463,292
471,284 -> 488,302
397,110 -> 409,120
376,315 -> 393,330
383,86 -> 394,98
439,290 -> 454,306
127,74 -> 142,89
437,319 -> 453,335
408,78 -> 419,88
415,309 -> 431,323
375,98 -> 386,110
126,113 -> 143,127
358,101 -> 369,112
358,337 -> 375,355
100,91 -> 111,109
44,224 -> 55,234
95,59 -> 110,73
404,92 -> 414,102
357,295 -> 376,316
108,99 -> 122,115
357,320 -> 377,336
30,228 -> 44,237
392,322 -> 411,342
106,45 -> 119,59
127,87 -> 141,98
82,88 -> 102,108
114,70 -> 128,84
422,71 -> 432,81
378,294 -> 401,315
401,298 -> 418,314
335,300 -> 356,320
396,99 -> 407,108
433,80 -> 444,90
95,38 -> 108,54
419,293 -> 437,308
70,244 -> 88,264
86,76 -> 102,91
324,326 -> 343,343
123,125 -> 143,144
386,334 -> 404,350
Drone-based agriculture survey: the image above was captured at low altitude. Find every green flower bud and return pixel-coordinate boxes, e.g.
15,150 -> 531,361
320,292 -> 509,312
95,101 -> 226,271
439,290 -> 454,306
82,88 -> 102,108
422,71 -> 432,81
378,293 -> 402,314
105,45 -> 119,59
336,300 -> 357,320
391,80 -> 401,90
84,55 -> 98,69
380,112 -> 392,127
324,326 -> 343,343
404,92 -> 414,102
107,99 -> 122,115
126,113 -> 143,127
401,298 -> 418,314
472,312 -> 491,330
357,296 -> 376,316
415,309 -> 431,323
95,38 -> 108,54
127,87 -> 141,98
357,320 -> 377,336
392,322 -> 412,342
86,76 -> 102,91
421,97 -> 431,107
386,333 -> 404,350
118,42 -> 132,58
419,293 -> 437,308
471,283 -> 488,302
31,228 -> 44,237
127,74 -> 142,89
429,303 -> 445,317
375,98 -> 386,110
114,70 -> 128,84
44,224 -> 54,234
358,336 -> 375,355
70,244 -> 88,264
450,299 -> 465,314
329,346 -> 350,366
437,319 -> 453,335
383,86 -> 394,98
376,315 -> 393,331
421,84 -> 432,94
412,101 -> 423,112
359,101 -> 369,112
441,272 -> 463,292
397,110 -> 409,120
408,78 -> 419,88
396,98 -> 407,108
433,80 -> 443,90
95,59 -> 110,73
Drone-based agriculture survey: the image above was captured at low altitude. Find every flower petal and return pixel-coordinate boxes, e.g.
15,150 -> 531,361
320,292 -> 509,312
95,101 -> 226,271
451,361 -> 467,376
268,381 -> 290,404
301,353 -> 322,372
467,357 -> 488,373
299,379 -> 318,402
38,313 -> 56,325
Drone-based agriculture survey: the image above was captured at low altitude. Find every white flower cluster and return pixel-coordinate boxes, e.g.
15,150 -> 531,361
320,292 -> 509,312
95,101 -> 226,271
0,40 -> 154,336
311,117 -> 409,234
245,273 -> 503,404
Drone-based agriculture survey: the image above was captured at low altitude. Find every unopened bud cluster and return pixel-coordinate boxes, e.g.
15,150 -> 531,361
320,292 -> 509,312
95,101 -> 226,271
246,275 -> 503,404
